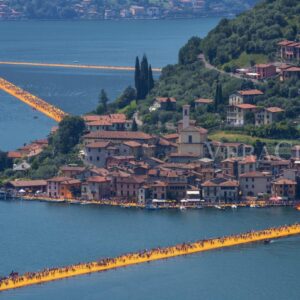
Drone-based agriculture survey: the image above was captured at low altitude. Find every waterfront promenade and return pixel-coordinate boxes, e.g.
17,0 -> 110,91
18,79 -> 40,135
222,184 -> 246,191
1,223 -> 300,292
0,77 -> 68,122
0,61 -> 162,72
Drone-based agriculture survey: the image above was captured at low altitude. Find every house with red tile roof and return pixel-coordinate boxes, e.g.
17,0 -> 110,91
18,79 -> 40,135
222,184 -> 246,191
255,107 -> 284,126
201,177 -> 239,203
272,178 -> 297,200
227,103 -> 257,127
239,171 -> 272,198
221,155 -> 257,179
84,141 -> 118,168
278,40 -> 300,62
229,89 -> 264,106
82,176 -> 111,200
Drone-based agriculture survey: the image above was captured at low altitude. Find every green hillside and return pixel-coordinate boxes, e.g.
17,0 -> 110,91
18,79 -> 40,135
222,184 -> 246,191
201,0 -> 300,68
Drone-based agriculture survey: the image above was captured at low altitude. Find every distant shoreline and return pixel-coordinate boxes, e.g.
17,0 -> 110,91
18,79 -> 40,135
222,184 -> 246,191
0,15 -> 233,22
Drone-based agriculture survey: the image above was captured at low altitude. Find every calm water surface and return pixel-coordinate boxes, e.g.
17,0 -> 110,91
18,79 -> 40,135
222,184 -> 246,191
0,200 -> 299,300
0,19 -> 220,150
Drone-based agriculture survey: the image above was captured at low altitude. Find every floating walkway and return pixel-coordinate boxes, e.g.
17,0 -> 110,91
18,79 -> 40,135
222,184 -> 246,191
0,77 -> 68,122
1,223 -> 300,292
0,61 -> 162,72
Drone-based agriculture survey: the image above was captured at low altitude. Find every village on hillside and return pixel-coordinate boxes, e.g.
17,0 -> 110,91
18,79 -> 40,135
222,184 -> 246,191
5,89 -> 300,208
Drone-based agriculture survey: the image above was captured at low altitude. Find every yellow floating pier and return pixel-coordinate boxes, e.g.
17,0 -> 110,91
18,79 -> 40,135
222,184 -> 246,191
0,77 -> 68,122
0,61 -> 162,72
1,223 -> 300,292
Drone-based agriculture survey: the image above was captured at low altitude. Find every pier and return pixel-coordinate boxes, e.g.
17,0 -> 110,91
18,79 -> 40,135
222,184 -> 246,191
1,223 -> 300,292
0,61 -> 162,72
0,77 -> 68,122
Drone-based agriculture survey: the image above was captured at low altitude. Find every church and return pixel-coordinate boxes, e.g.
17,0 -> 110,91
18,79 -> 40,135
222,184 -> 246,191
178,105 -> 208,157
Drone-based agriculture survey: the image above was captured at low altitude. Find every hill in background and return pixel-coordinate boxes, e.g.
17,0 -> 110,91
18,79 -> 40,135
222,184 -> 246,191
2,0 -> 259,20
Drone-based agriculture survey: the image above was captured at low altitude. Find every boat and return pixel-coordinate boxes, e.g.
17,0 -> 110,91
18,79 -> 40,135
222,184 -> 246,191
179,205 -> 186,210
214,205 -> 225,210
250,204 -> 258,208
231,204 -> 238,209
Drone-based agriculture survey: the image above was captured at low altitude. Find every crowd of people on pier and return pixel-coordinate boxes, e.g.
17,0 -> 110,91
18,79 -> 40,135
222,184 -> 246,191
1,223 -> 299,291
0,78 -> 67,122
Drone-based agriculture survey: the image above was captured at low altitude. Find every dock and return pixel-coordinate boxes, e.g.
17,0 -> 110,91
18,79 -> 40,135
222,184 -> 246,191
0,77 -> 68,122
0,61 -> 162,72
1,223 -> 300,292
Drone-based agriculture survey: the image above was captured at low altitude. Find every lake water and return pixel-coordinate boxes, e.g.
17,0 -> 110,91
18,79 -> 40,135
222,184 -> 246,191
0,19 -> 220,150
1,200 -> 300,300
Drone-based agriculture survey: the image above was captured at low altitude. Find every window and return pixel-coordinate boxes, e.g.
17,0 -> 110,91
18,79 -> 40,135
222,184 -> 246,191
188,135 -> 193,143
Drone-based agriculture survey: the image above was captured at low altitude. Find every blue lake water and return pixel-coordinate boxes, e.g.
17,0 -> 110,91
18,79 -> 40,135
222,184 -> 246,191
0,200 -> 300,300
0,19 -> 220,150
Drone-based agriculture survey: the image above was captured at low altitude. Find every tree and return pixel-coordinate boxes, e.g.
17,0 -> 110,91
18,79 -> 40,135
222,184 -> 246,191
53,116 -> 86,154
134,56 -> 141,99
148,65 -> 154,92
115,86 -> 136,109
0,151 -> 12,172
214,81 -> 223,111
244,111 -> 255,125
132,118 -> 138,131
99,89 -> 109,112
253,140 -> 266,158
140,54 -> 149,99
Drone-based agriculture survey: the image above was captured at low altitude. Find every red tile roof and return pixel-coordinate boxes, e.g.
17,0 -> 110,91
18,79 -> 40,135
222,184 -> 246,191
86,141 -> 112,149
123,141 -> 142,148
7,151 -> 22,159
87,176 -> 110,183
265,107 -> 284,113
84,131 -> 152,141
181,126 -> 208,134
238,89 -> 264,96
163,133 -> 179,140
273,179 -> 296,185
195,98 -> 213,104
278,40 -> 293,46
239,171 -> 271,178
9,180 -> 47,187
235,103 -> 257,109
155,97 -> 176,103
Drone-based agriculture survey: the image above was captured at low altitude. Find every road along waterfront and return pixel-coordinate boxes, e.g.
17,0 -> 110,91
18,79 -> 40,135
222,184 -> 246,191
1,223 -> 300,292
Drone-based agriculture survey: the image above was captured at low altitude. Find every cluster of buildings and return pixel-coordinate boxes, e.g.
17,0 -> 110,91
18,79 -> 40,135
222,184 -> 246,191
0,0 -> 23,19
226,89 -> 284,127
7,107 -> 300,204
236,40 -> 300,81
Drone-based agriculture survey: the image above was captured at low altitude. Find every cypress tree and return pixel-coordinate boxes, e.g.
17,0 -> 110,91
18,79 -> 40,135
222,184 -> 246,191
134,56 -> 141,100
140,54 -> 149,99
148,65 -> 154,92
132,118 -> 138,131
214,81 -> 223,111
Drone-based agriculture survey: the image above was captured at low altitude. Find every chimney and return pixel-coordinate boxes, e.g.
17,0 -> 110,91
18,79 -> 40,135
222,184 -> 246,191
182,105 -> 190,129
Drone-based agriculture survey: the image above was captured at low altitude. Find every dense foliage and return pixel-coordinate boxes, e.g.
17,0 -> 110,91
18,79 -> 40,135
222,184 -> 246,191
201,0 -> 300,68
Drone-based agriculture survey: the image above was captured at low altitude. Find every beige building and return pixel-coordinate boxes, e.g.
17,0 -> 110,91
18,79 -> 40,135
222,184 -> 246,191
82,176 -> 111,200
178,105 -> 208,157
239,171 -> 272,198
255,107 -> 284,126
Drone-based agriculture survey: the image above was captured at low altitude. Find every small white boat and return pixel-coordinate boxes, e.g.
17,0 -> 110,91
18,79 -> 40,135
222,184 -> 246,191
214,205 -> 225,210
231,205 -> 238,209
250,204 -> 258,208
179,205 -> 186,210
